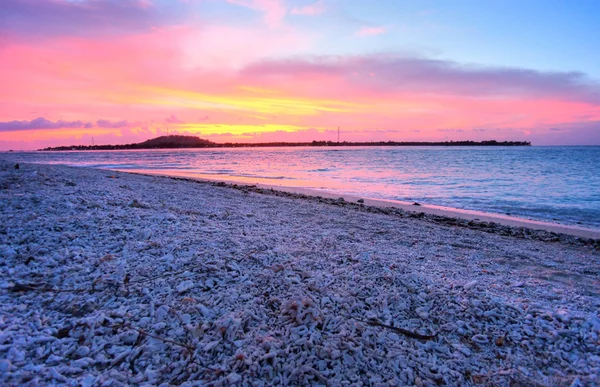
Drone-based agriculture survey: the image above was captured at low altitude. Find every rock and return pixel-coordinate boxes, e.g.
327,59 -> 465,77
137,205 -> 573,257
156,305 -> 170,321
357,199 -> 364,204
0,359 -> 11,372
177,280 -> 195,293
471,334 -> 489,344
50,367 -> 68,382
74,346 -> 91,358
1,246 -> 17,260
226,372 -> 242,384
81,375 -> 95,387
464,280 -> 478,290
120,331 -> 139,345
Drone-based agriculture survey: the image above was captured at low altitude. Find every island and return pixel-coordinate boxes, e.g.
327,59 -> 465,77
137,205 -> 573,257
40,135 -> 531,151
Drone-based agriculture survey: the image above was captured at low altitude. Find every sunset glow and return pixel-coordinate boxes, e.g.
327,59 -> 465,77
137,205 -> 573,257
1,0 -> 600,149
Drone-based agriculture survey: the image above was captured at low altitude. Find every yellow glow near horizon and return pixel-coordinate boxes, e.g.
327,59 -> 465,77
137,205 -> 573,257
177,123 -> 324,135
137,87 -> 362,116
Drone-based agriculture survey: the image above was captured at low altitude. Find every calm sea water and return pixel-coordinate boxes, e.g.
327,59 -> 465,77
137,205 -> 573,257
5,146 -> 600,229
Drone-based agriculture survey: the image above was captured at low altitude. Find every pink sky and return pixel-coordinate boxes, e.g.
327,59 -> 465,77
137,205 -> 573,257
1,0 -> 599,149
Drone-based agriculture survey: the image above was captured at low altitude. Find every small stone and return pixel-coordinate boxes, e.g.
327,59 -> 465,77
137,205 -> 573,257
120,331 -> 139,344
74,346 -> 91,358
226,372 -> 242,384
50,367 -> 68,382
156,305 -> 170,321
81,375 -> 95,387
1,247 -> 17,260
418,311 -> 430,319
0,359 -> 11,372
472,334 -> 489,344
452,344 -> 471,357
365,311 -> 378,320
570,377 -> 583,387
177,280 -> 194,293
464,280 -> 478,290
357,199 -> 364,203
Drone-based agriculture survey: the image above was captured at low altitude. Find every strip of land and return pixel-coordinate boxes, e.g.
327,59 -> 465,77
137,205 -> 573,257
40,134 -> 532,151
1,160 -> 599,386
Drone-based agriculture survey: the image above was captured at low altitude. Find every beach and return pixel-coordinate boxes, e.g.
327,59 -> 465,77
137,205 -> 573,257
1,160 -> 599,385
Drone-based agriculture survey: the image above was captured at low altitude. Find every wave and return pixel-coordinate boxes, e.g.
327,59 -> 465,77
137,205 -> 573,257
198,171 -> 294,180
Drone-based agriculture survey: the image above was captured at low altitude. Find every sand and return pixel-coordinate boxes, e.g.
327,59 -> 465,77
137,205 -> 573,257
1,160 -> 599,386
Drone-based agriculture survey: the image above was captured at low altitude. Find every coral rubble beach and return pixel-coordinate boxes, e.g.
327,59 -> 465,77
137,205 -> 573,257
1,160 -> 599,386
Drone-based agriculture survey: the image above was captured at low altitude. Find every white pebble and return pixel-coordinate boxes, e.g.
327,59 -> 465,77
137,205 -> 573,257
177,280 -> 195,293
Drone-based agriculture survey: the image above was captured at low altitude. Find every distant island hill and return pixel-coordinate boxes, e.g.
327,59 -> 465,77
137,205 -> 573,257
41,135 -> 531,151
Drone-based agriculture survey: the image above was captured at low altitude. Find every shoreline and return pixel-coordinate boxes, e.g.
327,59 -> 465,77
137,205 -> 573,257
122,168 -> 600,241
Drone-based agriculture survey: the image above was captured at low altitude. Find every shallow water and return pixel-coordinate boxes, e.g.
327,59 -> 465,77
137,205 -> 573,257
5,146 -> 600,228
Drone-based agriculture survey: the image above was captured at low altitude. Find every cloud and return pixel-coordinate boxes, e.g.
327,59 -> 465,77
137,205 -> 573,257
96,119 -> 130,128
0,0 -> 180,39
226,0 -> 287,28
356,26 -> 387,37
0,117 -> 135,132
291,1 -> 325,16
0,117 -> 91,132
242,55 -> 600,103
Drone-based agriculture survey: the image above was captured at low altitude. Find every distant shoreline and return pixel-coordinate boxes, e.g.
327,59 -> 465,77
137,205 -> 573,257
40,135 -> 531,151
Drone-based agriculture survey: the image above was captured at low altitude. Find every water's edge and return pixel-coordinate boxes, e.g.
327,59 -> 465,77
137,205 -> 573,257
124,168 -> 600,240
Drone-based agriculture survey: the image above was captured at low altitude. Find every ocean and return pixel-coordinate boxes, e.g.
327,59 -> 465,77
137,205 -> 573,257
5,146 -> 600,229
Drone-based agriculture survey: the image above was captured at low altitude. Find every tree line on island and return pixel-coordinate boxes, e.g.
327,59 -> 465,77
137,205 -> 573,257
41,135 -> 531,151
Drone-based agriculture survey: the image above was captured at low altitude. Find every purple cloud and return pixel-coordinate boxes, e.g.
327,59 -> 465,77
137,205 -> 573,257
0,0 -> 182,39
0,117 -> 134,131
0,117 -> 91,132
96,119 -> 130,128
242,55 -> 600,103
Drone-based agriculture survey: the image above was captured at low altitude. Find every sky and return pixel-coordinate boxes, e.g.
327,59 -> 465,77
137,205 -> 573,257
1,0 -> 599,150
